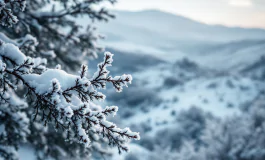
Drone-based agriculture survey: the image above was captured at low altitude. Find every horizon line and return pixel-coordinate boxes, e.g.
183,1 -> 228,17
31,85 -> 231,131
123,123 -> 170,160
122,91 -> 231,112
111,8 -> 265,30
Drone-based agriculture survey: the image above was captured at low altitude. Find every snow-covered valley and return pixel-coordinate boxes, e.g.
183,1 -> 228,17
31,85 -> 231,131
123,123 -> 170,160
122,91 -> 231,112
86,46 -> 265,159
86,10 -> 265,160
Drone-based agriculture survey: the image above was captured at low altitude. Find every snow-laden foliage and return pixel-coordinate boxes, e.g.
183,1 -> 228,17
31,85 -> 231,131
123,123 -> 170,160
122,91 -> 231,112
0,0 -> 26,27
1,0 -> 116,71
198,105 -> 265,160
0,1 -> 140,160
125,97 -> 265,160
0,42 -> 139,159
171,97 -> 265,160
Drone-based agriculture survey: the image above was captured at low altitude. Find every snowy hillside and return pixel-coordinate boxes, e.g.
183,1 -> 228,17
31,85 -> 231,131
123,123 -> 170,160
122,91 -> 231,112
94,10 -> 265,43
99,50 -> 265,121
96,50 -> 265,160
82,10 -> 265,70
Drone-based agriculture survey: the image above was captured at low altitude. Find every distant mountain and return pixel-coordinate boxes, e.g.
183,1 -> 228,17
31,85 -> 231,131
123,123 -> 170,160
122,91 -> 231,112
77,9 -> 265,70
191,39 -> 265,70
99,10 -> 265,43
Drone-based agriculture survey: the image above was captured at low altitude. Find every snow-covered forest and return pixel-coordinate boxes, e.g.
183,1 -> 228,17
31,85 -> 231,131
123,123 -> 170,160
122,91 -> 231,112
1,0 -> 265,160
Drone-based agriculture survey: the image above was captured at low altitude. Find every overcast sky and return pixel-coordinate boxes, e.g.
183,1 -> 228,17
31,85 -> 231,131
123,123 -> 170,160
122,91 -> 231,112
104,0 -> 265,28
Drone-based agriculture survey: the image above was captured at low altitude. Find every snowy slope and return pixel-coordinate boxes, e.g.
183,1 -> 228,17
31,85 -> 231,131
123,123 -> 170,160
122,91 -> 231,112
105,53 -> 265,160
101,51 -> 265,135
97,10 -> 265,43
80,10 -> 265,70
241,55 -> 265,80
191,39 -> 265,70
123,62 -> 263,121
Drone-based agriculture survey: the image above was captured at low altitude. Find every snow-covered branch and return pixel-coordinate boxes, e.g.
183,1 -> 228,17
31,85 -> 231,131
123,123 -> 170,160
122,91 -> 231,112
0,1 -> 140,159
0,0 -> 117,71
91,52 -> 132,92
0,0 -> 26,27
0,40 -> 139,159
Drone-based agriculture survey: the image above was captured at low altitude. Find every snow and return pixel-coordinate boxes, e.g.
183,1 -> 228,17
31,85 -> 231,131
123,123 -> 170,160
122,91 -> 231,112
0,33 -> 38,48
19,34 -> 38,46
41,50 -> 56,58
49,78 -> 61,92
77,120 -> 91,147
0,42 -> 26,65
1,5 -> 265,159
192,42 -> 265,70
118,62 -> 265,138
0,33 -> 17,44
18,146 -> 43,160
92,52 -> 113,80
0,60 -> 6,72
5,90 -> 28,108
13,112 -> 30,136
88,10 -> 265,70
22,69 -> 78,94
0,146 -> 17,160
111,143 -> 151,160
104,106 -> 119,117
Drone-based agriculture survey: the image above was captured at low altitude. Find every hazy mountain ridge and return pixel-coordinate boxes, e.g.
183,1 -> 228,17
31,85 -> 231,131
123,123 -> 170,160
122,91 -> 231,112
100,10 -> 265,42
91,10 -> 265,70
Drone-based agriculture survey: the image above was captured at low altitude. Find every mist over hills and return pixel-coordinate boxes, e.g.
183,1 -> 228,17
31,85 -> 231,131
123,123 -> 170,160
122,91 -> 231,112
82,9 -> 265,70
100,9 -> 265,42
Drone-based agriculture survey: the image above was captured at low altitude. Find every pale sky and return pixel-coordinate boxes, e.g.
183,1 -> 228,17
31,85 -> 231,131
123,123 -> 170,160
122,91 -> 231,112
104,0 -> 265,28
